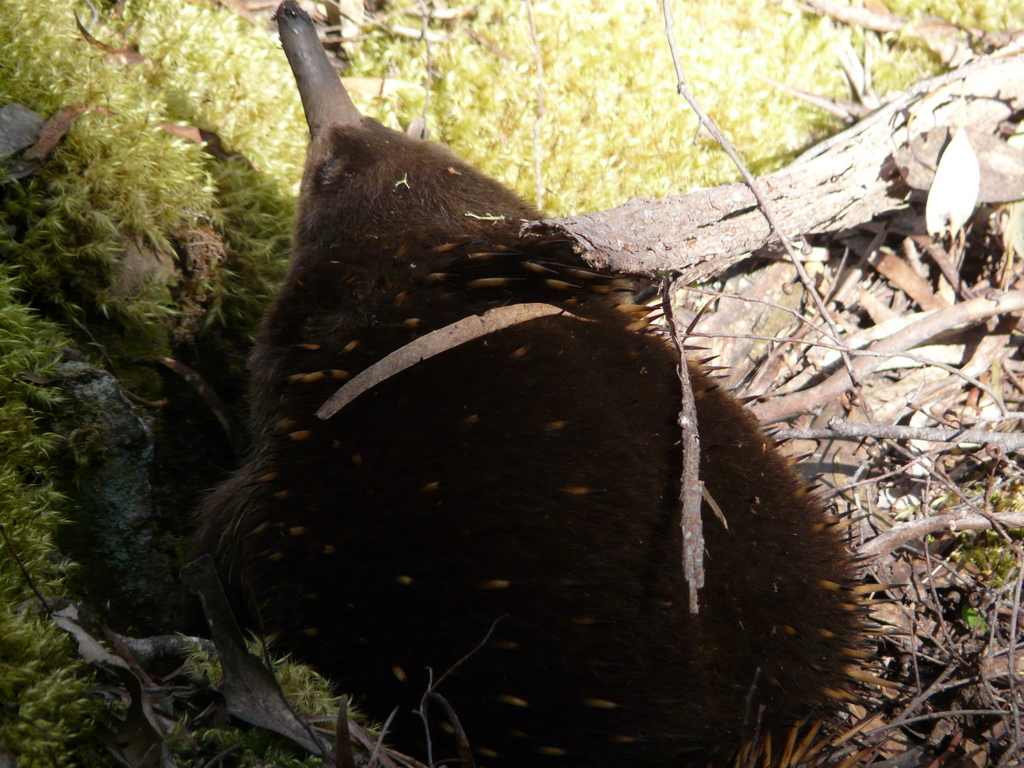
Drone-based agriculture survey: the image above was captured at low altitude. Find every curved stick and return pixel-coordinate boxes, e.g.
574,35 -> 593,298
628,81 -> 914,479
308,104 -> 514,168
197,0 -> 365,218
317,303 -> 590,419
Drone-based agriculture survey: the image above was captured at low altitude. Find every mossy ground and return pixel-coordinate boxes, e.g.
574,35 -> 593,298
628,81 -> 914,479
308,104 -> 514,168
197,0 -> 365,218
342,0 -> 1024,214
0,275 -> 107,766
0,0 -> 1020,763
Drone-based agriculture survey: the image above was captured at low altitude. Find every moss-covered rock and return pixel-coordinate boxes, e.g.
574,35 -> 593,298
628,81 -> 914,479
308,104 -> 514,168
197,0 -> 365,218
47,359 -> 190,634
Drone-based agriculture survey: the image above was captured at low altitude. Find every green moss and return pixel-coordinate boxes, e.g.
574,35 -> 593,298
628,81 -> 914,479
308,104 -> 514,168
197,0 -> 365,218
0,1 -> 305,760
952,529 -> 1021,588
991,478 -> 1024,515
204,156 -> 295,338
951,479 -> 1024,588
886,0 -> 1024,29
4,0 -> 1019,341
0,0 -> 302,360
339,0 -> 1016,217
4,0 -> 1016,349
182,637 -> 377,765
0,271 -> 108,766
186,727 -> 320,768
340,0 -> 843,213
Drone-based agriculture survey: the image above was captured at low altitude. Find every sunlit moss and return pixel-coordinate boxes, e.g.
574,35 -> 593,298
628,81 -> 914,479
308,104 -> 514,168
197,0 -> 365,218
339,0 -> 1009,217
886,0 -> 1024,29
0,0 -> 306,761
952,531 -> 1022,589
949,480 -> 1023,588
0,0 -> 303,351
341,0 -> 843,213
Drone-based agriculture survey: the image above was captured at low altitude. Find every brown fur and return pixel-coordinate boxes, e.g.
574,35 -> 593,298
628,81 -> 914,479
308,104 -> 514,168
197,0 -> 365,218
194,8 -> 864,764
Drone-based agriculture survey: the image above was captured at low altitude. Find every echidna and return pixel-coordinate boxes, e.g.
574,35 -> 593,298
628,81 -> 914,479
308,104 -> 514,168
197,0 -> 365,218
194,2 -> 868,765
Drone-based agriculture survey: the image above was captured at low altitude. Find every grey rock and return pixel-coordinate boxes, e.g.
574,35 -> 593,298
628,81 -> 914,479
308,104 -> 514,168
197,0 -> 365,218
0,103 -> 44,157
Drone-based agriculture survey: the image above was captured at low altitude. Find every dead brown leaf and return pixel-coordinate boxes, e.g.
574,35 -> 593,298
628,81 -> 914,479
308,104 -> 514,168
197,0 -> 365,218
180,556 -> 329,756
52,604 -> 173,768
23,104 -> 103,162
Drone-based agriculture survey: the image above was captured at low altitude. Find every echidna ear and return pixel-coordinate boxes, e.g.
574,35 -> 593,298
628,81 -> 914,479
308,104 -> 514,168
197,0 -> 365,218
275,0 -> 362,139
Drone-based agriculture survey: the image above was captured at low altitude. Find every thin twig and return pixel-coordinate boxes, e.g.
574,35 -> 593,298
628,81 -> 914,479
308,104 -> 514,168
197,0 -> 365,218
997,553 -> 1024,766
414,616 -> 505,764
687,330 -> 1005,406
752,290 -> 1024,423
429,616 -> 504,697
802,0 -> 905,33
0,524 -> 52,612
682,285 -> 837,341
418,0 -> 432,129
524,0 -> 545,211
878,709 -> 1015,731
663,278 -> 705,613
819,455 -> 932,501
661,0 -> 857,389
859,511 -> 1024,558
427,692 -> 475,768
922,538 -> 959,657
773,418 -> 1024,453
368,708 -> 398,768
1010,556 -> 1023,746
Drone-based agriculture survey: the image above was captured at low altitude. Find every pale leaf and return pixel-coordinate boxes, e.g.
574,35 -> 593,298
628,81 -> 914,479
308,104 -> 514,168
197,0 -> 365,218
926,125 -> 980,237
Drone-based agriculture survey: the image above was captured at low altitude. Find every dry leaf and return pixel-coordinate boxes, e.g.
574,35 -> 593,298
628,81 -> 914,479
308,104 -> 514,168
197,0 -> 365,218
926,126 -> 980,237
156,123 -> 253,167
181,556 -> 328,756
873,252 -> 949,311
23,104 -> 93,161
896,126 -> 1024,203
215,0 -> 257,25
340,77 -> 421,100
52,605 -> 172,768
103,51 -> 151,66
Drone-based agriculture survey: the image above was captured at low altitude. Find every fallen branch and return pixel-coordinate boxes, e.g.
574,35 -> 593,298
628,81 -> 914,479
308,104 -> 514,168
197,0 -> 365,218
773,417 -> 1024,453
751,290 -> 1024,423
527,53 -> 1024,284
861,511 -> 1024,558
